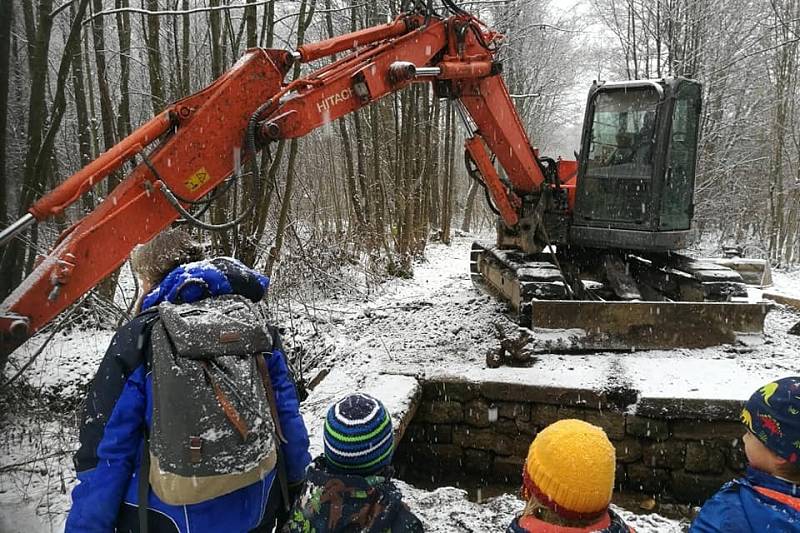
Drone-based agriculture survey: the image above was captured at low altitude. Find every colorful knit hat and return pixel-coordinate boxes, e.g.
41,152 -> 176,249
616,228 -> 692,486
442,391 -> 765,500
741,376 -> 800,464
324,393 -> 394,475
521,419 -> 616,520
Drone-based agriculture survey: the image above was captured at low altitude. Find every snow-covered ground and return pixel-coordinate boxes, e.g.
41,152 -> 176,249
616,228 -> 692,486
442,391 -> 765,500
2,234 -> 799,531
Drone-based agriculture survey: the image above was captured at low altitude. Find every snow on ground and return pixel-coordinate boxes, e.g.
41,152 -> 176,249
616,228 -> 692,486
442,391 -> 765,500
398,484 -> 688,532
2,234 -> 799,531
285,235 -> 800,405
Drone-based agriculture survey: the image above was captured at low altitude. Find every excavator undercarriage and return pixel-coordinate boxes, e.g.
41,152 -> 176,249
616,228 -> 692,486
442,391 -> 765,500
471,242 -> 770,350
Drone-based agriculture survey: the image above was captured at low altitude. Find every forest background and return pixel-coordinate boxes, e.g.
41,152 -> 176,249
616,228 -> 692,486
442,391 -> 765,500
0,0 -> 798,326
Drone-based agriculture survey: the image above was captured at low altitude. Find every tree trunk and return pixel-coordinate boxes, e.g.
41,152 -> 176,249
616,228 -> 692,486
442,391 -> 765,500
261,0 -> 275,47
208,0 -> 232,256
71,4 -> 91,169
91,0 -> 116,158
115,0 -> 132,139
324,0 -> 365,233
181,0 -> 190,95
0,0 -> 12,223
91,0 -> 122,300
1,0 -> 89,302
266,0 -> 316,276
71,4 -> 93,216
144,0 -> 165,114
245,0 -> 257,48
209,0 -> 224,78
428,96 -> 441,229
461,179 -> 479,232
0,0 -> 53,299
440,102 -> 454,244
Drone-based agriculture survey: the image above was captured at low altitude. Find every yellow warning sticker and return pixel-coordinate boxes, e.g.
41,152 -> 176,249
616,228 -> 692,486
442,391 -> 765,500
185,168 -> 211,192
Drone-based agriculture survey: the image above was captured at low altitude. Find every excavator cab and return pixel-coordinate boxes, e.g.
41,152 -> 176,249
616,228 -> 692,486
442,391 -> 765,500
571,77 -> 702,252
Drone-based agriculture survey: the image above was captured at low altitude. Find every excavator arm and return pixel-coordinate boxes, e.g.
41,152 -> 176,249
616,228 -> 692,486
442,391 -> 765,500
0,9 -> 548,362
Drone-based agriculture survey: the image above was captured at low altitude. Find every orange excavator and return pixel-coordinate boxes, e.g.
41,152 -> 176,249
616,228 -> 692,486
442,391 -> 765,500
0,2 -> 769,366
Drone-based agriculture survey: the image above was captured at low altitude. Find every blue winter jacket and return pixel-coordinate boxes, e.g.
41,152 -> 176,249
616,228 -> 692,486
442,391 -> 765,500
66,260 -> 311,533
689,466 -> 800,532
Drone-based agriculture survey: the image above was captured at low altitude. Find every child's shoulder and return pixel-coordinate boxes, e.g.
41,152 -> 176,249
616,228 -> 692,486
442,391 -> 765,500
691,470 -> 800,532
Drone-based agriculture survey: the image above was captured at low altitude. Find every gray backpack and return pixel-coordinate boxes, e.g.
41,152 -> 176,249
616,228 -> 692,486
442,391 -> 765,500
143,294 -> 284,506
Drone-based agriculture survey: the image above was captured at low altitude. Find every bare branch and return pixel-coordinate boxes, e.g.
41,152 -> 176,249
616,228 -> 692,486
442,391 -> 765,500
83,1 -> 366,27
50,0 -> 76,18
710,37 -> 800,76
82,0 -> 274,26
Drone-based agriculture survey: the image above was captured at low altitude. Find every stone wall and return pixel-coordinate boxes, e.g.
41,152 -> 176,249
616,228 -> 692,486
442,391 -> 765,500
394,377 -> 746,504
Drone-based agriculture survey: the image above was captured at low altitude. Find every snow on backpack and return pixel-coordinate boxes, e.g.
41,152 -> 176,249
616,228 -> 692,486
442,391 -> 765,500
143,294 -> 285,506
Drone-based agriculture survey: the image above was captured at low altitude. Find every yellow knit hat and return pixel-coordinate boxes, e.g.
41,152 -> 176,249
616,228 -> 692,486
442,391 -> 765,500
521,419 -> 616,519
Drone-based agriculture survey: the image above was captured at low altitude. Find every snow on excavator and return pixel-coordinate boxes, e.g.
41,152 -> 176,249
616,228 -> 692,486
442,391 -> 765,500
0,1 -> 770,366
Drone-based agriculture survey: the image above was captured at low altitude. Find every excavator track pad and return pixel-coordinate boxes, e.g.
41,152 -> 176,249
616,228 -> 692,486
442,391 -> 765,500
471,242 -> 771,351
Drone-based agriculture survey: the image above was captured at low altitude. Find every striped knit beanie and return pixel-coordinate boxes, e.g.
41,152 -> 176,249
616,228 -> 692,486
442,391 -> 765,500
324,393 -> 394,475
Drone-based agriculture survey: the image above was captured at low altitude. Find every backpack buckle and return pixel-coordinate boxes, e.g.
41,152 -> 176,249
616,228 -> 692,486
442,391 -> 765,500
189,436 -> 203,463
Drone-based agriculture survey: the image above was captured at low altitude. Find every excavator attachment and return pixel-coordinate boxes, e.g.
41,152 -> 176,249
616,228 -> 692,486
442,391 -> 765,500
471,242 -> 771,351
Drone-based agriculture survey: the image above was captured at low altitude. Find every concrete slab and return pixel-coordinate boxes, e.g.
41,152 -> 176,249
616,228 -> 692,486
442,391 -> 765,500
301,368 -> 421,457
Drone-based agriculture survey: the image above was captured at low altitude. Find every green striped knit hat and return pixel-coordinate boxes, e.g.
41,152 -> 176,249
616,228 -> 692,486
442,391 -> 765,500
324,393 -> 394,475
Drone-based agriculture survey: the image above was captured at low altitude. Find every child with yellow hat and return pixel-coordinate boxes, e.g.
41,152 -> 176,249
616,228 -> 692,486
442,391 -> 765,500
508,419 -> 632,533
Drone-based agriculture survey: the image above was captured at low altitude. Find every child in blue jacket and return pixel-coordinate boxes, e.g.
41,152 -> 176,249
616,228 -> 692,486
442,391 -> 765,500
690,376 -> 800,532
66,230 -> 311,533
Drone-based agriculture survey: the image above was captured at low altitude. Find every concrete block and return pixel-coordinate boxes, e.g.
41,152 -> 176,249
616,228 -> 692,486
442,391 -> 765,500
626,415 -> 670,441
464,398 -> 492,428
643,442 -> 685,470
625,464 -> 671,494
685,442 -> 726,474
529,403 -> 560,427
493,455 -> 525,483
497,401 -> 530,422
613,438 -> 643,464
515,419 -> 538,440
463,448 -> 492,473
726,438 -> 747,472
582,410 -> 626,440
453,426 -> 516,456
670,470 -> 735,505
495,418 -> 522,438
671,420 -> 745,441
416,400 -> 463,424
421,379 -> 480,402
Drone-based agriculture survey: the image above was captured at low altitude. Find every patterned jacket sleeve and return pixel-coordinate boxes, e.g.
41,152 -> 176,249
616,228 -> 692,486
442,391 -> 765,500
266,328 -> 311,484
65,314 -> 154,532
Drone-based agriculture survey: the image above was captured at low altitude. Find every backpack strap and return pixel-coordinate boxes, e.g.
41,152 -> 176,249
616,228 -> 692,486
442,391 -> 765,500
138,425 -> 151,533
135,311 -> 160,533
255,353 -> 290,511
255,354 -> 287,444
